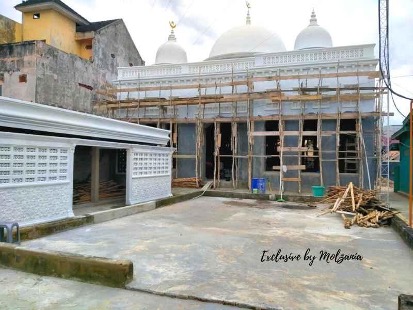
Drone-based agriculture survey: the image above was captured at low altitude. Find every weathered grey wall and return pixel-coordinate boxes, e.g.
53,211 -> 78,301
93,20 -> 144,84
0,14 -> 19,44
361,118 -> 377,189
321,120 -> 337,188
252,121 -> 265,179
35,41 -> 99,111
237,123 -> 249,183
177,123 -> 196,178
0,41 -> 37,101
0,41 -> 98,111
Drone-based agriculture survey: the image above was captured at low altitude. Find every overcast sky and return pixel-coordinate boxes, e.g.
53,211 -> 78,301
1,0 -> 412,124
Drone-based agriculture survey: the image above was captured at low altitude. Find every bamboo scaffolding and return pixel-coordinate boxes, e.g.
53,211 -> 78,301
298,106 -> 303,194
105,71 -> 380,94
122,112 -> 389,124
336,112 -> 341,186
318,112 -> 324,186
102,67 -> 385,192
97,92 -> 380,110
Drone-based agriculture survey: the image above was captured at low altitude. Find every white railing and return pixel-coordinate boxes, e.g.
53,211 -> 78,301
117,44 -> 375,80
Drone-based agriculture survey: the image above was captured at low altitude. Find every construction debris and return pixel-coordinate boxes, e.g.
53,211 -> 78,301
317,182 -> 399,229
73,180 -> 125,204
172,177 -> 203,188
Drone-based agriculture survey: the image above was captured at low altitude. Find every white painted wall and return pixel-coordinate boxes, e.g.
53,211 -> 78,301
126,146 -> 173,205
0,135 -> 75,226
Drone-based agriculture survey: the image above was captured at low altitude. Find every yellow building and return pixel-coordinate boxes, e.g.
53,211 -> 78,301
1,0 -> 119,60
0,0 -> 143,112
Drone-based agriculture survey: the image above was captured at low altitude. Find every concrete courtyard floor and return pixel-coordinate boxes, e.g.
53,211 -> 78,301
0,268 -> 237,310
19,197 -> 413,309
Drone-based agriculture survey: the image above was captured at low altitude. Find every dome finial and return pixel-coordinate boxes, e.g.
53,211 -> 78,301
168,21 -> 177,41
309,9 -> 318,26
246,1 -> 251,25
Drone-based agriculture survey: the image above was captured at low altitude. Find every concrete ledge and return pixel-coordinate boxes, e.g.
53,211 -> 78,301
20,216 -> 93,241
156,191 -> 203,208
127,286 -> 282,310
391,214 -> 413,250
0,243 -> 133,288
204,190 -> 270,200
89,201 -> 156,224
204,190 -> 323,203
398,294 -> 413,310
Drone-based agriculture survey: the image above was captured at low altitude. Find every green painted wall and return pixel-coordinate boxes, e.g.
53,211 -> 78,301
399,132 -> 411,194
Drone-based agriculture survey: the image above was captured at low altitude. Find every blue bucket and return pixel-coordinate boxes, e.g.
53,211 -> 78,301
312,186 -> 325,197
252,178 -> 266,194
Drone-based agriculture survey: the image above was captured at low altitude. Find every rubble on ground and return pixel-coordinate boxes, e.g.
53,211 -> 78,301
172,177 -> 203,188
316,182 -> 399,229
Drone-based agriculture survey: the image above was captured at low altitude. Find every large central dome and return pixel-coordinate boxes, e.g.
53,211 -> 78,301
208,9 -> 286,60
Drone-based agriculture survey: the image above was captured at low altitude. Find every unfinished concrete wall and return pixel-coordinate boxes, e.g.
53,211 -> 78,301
0,41 -> 37,101
321,120 -> 337,187
252,121 -> 265,179
0,14 -> 21,44
34,41 -> 100,111
0,41 -> 97,111
237,123 -> 249,183
177,123 -> 196,178
361,118 -> 377,189
93,20 -> 144,84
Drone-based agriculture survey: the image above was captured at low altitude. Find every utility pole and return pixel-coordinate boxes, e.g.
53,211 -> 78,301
409,100 -> 413,227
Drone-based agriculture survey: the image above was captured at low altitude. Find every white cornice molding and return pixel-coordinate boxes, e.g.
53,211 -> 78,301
0,97 -> 170,146
1,131 -> 174,153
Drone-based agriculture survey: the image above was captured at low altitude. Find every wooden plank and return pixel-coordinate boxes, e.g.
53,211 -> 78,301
277,147 -> 308,152
98,92 -> 380,109
282,177 -> 301,182
173,154 -> 196,159
111,112 -> 392,124
252,131 -> 334,137
350,182 -> 356,212
108,71 -> 380,93
273,165 -> 306,170
251,131 -> 280,136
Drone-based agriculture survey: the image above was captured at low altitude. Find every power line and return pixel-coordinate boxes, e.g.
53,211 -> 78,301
177,0 -> 196,26
191,0 -> 232,46
378,0 -> 413,101
390,92 -> 406,118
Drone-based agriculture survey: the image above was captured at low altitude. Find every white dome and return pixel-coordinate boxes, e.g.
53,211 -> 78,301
155,30 -> 187,64
294,10 -> 332,50
208,13 -> 286,60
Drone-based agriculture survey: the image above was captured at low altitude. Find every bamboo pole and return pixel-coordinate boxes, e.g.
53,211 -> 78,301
298,111 -> 303,194
336,112 -> 341,186
213,121 -> 217,188
318,112 -> 324,186
248,121 -> 253,190
409,100 -> 412,227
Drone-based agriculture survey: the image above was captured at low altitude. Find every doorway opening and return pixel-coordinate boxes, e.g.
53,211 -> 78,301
73,146 -> 126,207
204,123 -> 233,181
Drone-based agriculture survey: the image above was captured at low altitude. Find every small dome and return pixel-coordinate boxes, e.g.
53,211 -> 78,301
208,7 -> 286,60
155,29 -> 187,64
294,10 -> 332,50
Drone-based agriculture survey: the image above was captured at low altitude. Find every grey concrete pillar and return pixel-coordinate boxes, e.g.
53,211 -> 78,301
91,147 -> 100,202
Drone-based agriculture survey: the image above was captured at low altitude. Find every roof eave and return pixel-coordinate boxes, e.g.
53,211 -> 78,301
0,96 -> 170,146
15,2 -> 89,25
